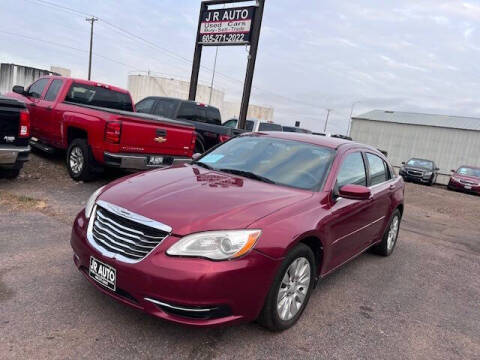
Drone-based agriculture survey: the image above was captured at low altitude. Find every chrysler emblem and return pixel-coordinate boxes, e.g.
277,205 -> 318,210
154,136 -> 167,143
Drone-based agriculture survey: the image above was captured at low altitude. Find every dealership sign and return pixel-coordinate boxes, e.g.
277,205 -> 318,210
198,6 -> 256,45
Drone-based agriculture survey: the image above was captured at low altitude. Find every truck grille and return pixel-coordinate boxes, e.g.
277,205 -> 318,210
91,205 -> 170,261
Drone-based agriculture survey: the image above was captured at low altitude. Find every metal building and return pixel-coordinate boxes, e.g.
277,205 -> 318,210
0,63 -> 59,95
350,110 -> 480,185
127,74 -> 274,122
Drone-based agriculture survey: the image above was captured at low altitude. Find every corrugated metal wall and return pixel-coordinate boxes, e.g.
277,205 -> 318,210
0,63 -> 57,95
350,119 -> 480,185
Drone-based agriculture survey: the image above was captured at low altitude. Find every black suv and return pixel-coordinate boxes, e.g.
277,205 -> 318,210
399,158 -> 439,185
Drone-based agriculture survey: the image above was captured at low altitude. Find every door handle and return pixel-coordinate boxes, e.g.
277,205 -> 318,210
389,184 -> 395,190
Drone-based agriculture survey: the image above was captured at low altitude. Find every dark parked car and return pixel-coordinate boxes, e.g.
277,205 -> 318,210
448,166 -> 480,194
282,126 -> 312,134
71,133 -> 404,331
399,158 -> 439,185
0,96 -> 30,178
136,97 -> 240,153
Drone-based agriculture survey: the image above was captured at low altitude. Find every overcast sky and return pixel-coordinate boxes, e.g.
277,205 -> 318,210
2,0 -> 480,133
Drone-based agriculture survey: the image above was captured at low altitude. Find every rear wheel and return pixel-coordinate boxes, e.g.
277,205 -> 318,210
66,139 -> 96,182
257,243 -> 315,331
371,209 -> 401,256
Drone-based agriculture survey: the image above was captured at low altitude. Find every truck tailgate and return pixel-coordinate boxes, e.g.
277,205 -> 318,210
117,115 -> 195,157
0,97 -> 25,145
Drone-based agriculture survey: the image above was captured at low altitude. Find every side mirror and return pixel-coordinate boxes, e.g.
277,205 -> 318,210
339,184 -> 371,201
435,167 -> 440,171
12,85 -> 25,95
401,161 -> 405,165
450,169 -> 455,173
192,153 -> 202,161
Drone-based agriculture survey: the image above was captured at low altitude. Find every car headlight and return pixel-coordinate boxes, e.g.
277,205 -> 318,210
85,186 -> 106,219
424,171 -> 433,176
167,230 -> 262,260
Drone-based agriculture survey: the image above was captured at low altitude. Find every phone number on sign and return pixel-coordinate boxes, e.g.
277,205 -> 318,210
201,33 -> 246,44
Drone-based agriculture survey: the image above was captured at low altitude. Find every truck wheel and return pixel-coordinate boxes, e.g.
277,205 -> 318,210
2,169 -> 20,179
257,243 -> 315,331
66,139 -> 96,182
194,139 -> 205,154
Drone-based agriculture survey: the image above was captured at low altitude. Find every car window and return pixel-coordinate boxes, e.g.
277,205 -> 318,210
224,119 -> 237,128
135,98 -> 156,114
177,102 -> 206,122
367,153 -> 388,186
337,152 -> 367,188
65,83 -> 133,111
153,98 -> 179,118
27,78 -> 49,98
406,158 -> 433,170
206,107 -> 221,125
197,136 -> 335,190
258,122 -> 283,131
44,79 -> 63,102
457,167 -> 480,177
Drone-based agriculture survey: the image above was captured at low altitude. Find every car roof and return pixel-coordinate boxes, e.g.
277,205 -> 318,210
145,96 -> 220,109
246,131 -> 370,150
38,76 -> 130,94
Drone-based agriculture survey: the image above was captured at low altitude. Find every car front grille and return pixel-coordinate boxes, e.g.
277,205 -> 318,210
459,179 -> 475,185
90,204 -> 170,261
407,170 -> 423,177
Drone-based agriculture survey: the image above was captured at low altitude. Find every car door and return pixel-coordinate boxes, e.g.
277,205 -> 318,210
325,151 -> 377,270
35,79 -> 64,146
363,152 -> 393,243
23,78 -> 50,140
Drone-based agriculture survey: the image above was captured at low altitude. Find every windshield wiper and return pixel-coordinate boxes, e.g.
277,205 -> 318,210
217,168 -> 276,184
192,161 -> 215,170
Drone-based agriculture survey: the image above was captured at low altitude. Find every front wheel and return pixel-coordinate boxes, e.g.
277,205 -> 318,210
257,243 -> 315,331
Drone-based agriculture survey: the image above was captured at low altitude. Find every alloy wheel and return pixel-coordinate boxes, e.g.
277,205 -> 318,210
69,146 -> 84,175
387,215 -> 399,251
276,257 -> 311,321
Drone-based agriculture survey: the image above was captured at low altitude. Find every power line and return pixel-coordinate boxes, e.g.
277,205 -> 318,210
21,0 -> 327,112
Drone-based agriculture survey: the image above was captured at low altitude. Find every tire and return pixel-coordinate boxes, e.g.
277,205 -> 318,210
371,209 -> 401,256
257,243 -> 315,331
66,139 -> 96,182
194,139 -> 205,154
1,169 -> 20,179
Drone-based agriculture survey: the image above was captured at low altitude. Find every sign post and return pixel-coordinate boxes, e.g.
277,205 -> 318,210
189,0 -> 265,130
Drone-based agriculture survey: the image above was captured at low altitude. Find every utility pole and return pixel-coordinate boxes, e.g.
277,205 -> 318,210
86,17 -> 98,80
347,102 -> 357,136
208,46 -> 219,105
324,109 -> 332,133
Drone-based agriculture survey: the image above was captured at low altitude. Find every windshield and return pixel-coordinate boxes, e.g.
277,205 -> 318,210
457,167 -> 480,178
406,159 -> 433,170
65,83 -> 133,111
194,135 -> 335,190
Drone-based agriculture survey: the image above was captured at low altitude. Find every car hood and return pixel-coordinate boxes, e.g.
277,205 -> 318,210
453,174 -> 480,183
403,166 -> 431,172
98,164 -> 313,235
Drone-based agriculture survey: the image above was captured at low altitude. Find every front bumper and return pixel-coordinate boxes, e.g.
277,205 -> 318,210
448,179 -> 480,194
70,211 -> 280,327
399,171 -> 432,183
0,145 -> 30,167
104,152 -> 191,170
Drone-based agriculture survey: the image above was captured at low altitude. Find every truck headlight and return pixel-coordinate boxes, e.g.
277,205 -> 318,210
167,230 -> 262,260
85,186 -> 106,219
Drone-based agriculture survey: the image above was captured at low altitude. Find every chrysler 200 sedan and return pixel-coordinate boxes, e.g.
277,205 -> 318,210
71,133 -> 404,331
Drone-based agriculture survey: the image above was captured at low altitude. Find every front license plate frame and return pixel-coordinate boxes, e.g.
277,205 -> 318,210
89,257 -> 116,291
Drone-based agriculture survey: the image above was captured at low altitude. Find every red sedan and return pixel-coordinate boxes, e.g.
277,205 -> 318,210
71,133 -> 404,331
448,166 -> 480,195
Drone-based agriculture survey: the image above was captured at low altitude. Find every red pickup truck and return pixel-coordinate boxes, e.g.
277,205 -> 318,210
7,76 -> 196,181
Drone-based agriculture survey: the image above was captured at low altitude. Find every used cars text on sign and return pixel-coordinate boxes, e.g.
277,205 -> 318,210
199,6 -> 256,45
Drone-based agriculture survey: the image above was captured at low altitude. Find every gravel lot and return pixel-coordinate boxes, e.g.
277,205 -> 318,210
1,152 -> 479,360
